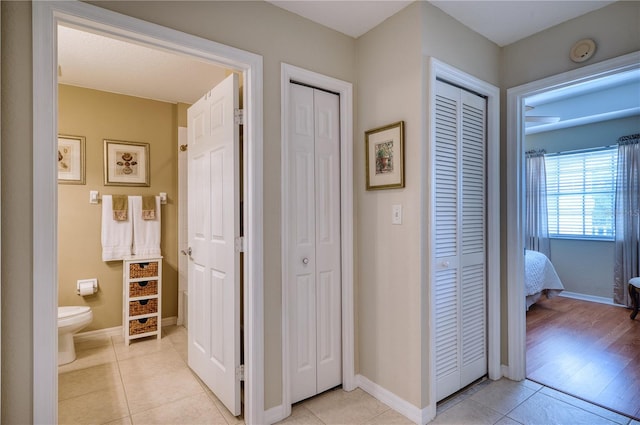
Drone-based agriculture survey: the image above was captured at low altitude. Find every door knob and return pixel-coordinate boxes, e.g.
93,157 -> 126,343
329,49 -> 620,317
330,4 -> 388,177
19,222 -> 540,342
302,258 -> 309,265
181,247 -> 192,256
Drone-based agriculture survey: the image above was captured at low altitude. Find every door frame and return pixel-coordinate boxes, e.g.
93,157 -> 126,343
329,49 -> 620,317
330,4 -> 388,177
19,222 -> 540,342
32,2 -> 264,423
505,51 -> 640,381
279,63 -> 354,420
427,58 -> 501,421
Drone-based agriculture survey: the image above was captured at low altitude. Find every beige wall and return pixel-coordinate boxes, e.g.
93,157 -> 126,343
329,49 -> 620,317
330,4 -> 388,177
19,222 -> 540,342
355,1 -> 500,409
355,1 -> 423,407
2,2 -> 33,422
58,84 -> 181,330
502,1 -> 640,89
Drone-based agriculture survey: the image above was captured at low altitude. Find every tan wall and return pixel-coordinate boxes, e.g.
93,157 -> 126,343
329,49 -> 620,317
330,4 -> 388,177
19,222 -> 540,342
58,84 -> 181,330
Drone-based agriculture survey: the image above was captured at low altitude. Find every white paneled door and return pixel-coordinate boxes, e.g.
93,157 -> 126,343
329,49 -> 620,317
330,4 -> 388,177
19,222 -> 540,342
187,74 -> 242,416
288,83 -> 342,404
434,79 -> 488,402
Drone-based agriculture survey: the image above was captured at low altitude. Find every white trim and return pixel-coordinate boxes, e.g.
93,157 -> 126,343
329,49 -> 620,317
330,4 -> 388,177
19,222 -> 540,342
558,292 -> 622,306
33,2 -> 264,424
506,51 -> 640,382
357,374 -> 432,425
73,326 -> 122,342
177,126 -> 188,327
426,58 -> 501,410
263,404 -> 287,425
73,316 -> 179,343
280,63 -> 354,421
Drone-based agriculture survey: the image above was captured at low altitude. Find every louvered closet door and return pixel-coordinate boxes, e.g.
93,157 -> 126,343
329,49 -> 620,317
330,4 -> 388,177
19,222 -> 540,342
434,80 -> 487,402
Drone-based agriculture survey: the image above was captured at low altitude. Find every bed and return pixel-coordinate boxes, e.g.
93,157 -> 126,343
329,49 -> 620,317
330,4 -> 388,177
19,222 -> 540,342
525,250 -> 565,310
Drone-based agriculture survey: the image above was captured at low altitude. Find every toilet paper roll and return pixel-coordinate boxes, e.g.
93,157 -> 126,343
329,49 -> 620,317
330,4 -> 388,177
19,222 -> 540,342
78,281 -> 96,296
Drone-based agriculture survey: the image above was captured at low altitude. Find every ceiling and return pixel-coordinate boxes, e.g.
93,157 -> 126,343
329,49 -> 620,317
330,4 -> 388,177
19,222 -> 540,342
269,1 -> 616,46
58,1 -> 637,134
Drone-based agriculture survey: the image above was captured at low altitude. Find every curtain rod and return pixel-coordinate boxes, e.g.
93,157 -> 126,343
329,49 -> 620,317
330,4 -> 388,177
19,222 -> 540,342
618,133 -> 640,143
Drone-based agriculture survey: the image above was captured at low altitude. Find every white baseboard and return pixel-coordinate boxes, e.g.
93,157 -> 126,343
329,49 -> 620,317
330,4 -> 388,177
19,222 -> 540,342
74,316 -> 179,342
501,364 -> 512,379
356,374 -> 433,425
559,291 -> 622,306
74,325 -> 122,342
264,404 -> 286,425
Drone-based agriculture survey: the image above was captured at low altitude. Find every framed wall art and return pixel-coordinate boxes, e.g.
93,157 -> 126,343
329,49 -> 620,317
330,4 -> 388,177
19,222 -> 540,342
365,121 -> 405,190
58,135 -> 86,184
103,139 -> 150,187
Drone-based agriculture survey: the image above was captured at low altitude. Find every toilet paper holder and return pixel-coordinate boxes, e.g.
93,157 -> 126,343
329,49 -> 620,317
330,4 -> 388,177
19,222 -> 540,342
77,278 -> 98,296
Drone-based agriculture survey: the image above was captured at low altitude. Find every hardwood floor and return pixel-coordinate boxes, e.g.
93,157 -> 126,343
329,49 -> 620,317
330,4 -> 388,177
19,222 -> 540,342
526,295 -> 640,420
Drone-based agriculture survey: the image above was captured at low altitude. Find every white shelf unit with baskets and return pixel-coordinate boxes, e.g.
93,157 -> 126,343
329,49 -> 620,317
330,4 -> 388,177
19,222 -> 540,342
123,256 -> 163,345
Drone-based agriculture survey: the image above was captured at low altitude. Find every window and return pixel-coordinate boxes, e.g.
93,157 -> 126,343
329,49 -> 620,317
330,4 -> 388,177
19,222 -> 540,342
545,146 -> 617,240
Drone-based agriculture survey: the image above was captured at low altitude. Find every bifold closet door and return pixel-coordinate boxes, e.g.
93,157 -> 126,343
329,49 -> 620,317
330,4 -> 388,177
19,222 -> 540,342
434,79 -> 488,402
288,83 -> 342,404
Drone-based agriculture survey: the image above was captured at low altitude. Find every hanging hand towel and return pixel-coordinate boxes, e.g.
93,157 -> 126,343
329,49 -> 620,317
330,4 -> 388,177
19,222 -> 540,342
131,195 -> 161,257
101,195 -> 133,261
112,194 -> 128,221
141,195 -> 156,220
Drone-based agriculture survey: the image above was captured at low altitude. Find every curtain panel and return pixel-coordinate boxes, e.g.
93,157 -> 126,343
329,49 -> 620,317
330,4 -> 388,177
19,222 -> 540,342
614,134 -> 640,307
525,150 -> 551,257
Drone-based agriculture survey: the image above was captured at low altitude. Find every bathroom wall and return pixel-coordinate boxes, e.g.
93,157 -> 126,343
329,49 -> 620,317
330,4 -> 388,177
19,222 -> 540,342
58,84 -> 181,331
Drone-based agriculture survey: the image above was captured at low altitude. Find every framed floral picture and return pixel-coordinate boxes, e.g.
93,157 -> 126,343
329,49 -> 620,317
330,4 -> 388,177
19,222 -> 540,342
365,121 -> 405,190
58,135 -> 86,184
103,139 -> 150,186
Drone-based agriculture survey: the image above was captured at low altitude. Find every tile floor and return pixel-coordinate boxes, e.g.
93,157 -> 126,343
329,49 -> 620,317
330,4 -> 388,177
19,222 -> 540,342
59,325 -> 640,425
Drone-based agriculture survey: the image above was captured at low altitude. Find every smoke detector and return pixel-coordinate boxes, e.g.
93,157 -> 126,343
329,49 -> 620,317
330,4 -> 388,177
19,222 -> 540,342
570,39 -> 596,63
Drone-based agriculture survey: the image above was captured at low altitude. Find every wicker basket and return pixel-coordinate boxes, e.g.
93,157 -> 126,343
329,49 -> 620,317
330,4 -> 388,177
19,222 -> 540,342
129,298 -> 158,316
129,317 -> 158,335
129,280 -> 158,297
129,261 -> 159,278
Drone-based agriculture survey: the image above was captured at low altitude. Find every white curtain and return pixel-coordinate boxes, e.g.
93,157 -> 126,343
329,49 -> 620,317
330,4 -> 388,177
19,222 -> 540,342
526,150 -> 551,257
614,134 -> 640,306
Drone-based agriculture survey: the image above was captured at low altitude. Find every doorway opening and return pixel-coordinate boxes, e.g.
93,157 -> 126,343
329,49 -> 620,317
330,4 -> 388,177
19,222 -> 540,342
33,2 -> 264,424
506,50 -> 640,396
507,52 -> 640,419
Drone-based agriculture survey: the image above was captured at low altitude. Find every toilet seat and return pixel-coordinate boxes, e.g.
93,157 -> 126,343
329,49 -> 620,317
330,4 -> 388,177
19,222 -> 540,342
58,306 -> 91,326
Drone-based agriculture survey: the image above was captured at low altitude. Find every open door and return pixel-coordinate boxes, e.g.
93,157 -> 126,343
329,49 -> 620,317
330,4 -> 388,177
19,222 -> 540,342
187,73 -> 242,416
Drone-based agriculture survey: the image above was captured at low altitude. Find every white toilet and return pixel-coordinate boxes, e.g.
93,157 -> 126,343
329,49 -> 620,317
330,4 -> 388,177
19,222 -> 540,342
58,306 -> 93,365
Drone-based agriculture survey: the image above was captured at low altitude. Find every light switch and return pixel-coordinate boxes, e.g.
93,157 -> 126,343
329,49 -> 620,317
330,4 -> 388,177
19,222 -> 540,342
392,204 -> 402,225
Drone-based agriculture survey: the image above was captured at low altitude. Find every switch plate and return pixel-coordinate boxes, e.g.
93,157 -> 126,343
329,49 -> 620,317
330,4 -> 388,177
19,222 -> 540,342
392,204 -> 402,225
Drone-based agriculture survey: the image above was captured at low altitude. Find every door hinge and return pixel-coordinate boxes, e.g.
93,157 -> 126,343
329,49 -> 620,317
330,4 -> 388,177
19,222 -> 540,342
236,364 -> 245,381
234,108 -> 244,125
235,236 -> 246,253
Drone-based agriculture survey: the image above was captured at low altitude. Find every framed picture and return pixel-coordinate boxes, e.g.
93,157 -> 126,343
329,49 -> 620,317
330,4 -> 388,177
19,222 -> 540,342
103,139 -> 150,186
58,135 -> 86,184
365,121 -> 405,190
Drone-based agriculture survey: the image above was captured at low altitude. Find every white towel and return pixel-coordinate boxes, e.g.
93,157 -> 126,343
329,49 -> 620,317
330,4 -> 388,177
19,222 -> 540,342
101,195 -> 133,261
131,195 -> 161,257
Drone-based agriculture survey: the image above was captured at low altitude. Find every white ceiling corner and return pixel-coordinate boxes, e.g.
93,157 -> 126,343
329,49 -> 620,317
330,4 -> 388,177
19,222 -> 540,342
266,0 -> 413,38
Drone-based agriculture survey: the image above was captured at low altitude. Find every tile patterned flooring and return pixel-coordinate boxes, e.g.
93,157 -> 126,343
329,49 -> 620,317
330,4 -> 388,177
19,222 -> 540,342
59,326 -> 640,425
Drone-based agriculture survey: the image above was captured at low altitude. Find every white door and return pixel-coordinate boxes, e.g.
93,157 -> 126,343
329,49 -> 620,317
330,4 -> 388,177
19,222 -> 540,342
187,73 -> 241,416
434,80 -> 487,401
288,83 -> 342,404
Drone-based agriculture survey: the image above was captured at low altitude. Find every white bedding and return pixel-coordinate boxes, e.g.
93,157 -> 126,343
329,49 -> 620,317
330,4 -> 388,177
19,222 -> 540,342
525,250 -> 564,309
